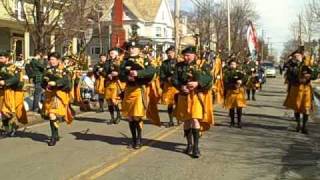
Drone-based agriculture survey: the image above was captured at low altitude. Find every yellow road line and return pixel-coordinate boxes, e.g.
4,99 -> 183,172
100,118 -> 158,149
89,126 -> 180,179
69,126 -> 180,180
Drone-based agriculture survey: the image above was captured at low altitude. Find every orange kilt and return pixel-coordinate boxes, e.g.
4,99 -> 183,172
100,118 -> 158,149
161,82 -> 178,105
175,91 -> 213,131
284,84 -> 313,113
224,87 -> 247,109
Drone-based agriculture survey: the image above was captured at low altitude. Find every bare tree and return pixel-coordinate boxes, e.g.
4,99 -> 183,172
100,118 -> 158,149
185,0 -> 258,59
0,0 -> 99,55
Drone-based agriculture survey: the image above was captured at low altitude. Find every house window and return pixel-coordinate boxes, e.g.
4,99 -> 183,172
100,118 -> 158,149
164,28 -> 167,37
156,27 -> 161,37
15,0 -> 25,20
91,46 -> 103,55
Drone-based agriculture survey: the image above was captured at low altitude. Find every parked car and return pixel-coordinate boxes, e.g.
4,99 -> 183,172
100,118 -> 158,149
262,62 -> 276,78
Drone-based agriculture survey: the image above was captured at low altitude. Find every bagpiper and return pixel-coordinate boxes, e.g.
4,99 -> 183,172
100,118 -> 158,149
103,48 -> 122,124
160,46 -> 179,127
0,51 -> 28,137
119,41 -> 156,149
283,46 -> 319,134
172,46 -> 213,158
42,52 -> 73,146
93,53 -> 108,112
223,57 -> 247,128
243,58 -> 260,101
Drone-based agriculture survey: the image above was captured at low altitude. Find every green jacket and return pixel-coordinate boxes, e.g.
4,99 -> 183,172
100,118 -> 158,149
42,65 -> 72,92
172,60 -> 213,92
119,56 -> 156,86
223,68 -> 247,90
0,63 -> 22,90
160,58 -> 176,83
26,59 -> 45,83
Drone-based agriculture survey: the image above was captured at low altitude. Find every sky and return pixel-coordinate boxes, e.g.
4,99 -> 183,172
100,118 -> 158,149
169,0 -> 306,57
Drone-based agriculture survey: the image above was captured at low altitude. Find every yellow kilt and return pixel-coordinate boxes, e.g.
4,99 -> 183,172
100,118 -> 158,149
43,90 -> 73,124
161,82 -> 178,105
213,79 -> 224,105
122,86 -> 147,118
104,81 -> 120,103
1,89 -> 15,116
175,91 -> 213,131
283,84 -> 312,113
95,77 -> 105,95
0,89 -> 28,124
224,87 -> 247,109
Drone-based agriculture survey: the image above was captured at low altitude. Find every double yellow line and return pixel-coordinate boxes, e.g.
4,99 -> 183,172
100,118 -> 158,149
69,126 -> 181,180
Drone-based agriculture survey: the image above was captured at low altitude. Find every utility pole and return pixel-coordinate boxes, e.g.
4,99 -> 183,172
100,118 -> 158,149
298,13 -> 302,46
261,29 -> 264,61
174,0 -> 180,54
227,0 -> 231,55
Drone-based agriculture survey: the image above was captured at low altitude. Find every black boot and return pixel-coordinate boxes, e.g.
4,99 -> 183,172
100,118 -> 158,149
8,122 -> 18,137
237,108 -> 243,128
98,98 -> 104,112
135,121 -> 142,149
1,118 -> 10,136
108,105 -> 115,123
294,112 -> 301,132
48,121 -> 57,146
184,129 -> 193,155
246,90 -> 251,100
168,106 -> 174,127
114,105 -> 121,124
302,114 -> 309,134
229,109 -> 235,127
192,129 -> 201,158
129,121 -> 137,149
252,90 -> 256,101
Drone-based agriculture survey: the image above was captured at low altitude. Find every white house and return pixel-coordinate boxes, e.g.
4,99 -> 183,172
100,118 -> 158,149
86,0 -> 174,62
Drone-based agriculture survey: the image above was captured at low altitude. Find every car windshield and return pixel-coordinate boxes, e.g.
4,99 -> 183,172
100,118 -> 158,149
262,63 -> 274,68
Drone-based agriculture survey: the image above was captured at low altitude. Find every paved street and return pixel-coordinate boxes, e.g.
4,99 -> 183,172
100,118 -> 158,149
0,76 -> 320,180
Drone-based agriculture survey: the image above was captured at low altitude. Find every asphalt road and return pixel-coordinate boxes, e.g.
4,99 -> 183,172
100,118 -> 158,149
0,76 -> 319,180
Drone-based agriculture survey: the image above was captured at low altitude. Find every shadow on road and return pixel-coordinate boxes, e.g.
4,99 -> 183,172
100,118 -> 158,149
279,137 -> 320,179
244,113 -> 291,122
12,130 -> 49,144
70,131 -> 185,153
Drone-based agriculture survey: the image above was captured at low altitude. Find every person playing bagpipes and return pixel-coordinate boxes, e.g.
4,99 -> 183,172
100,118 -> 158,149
93,53 -> 108,112
103,48 -> 122,124
243,58 -> 260,101
160,46 -> 179,127
284,46 -> 319,134
0,50 -> 28,137
119,41 -> 156,149
223,57 -> 247,128
172,46 -> 213,158
42,52 -> 73,146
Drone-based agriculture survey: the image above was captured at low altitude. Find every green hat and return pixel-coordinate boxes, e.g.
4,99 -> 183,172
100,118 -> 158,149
181,46 -> 197,54
126,41 -> 142,49
165,46 -> 175,54
0,50 -> 10,57
291,45 -> 304,56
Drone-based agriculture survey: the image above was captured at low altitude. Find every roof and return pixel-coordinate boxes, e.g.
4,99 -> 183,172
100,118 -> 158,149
123,0 -> 162,21
98,0 -> 163,22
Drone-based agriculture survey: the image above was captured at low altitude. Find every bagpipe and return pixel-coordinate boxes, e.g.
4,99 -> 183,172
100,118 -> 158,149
124,57 -> 154,84
228,70 -> 246,90
43,66 -> 70,91
0,64 -> 22,89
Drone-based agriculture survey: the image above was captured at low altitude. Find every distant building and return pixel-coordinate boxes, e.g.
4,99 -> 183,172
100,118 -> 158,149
86,0 -> 174,62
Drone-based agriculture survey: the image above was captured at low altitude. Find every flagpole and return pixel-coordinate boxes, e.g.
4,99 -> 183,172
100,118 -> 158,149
227,0 -> 231,56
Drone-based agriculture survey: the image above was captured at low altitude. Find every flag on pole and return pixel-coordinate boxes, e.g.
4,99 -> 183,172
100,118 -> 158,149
247,21 -> 259,60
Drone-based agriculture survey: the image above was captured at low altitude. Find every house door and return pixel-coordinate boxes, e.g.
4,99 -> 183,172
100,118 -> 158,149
12,36 -> 24,60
